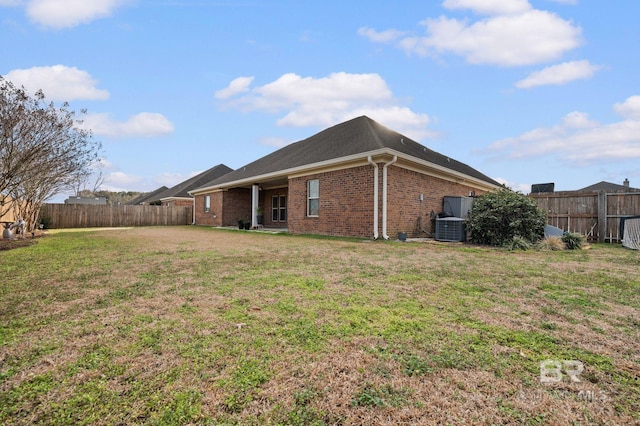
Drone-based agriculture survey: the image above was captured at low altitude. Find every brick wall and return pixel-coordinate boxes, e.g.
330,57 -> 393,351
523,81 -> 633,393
288,164 -> 487,239
386,166 -> 484,238
194,193 -> 220,226
288,165 -> 375,238
194,189 -> 251,227
222,188 -> 252,226
162,198 -> 194,207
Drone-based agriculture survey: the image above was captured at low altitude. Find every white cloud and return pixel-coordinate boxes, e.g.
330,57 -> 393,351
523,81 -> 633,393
216,72 -> 435,141
443,0 -> 532,15
357,26 -> 405,43
486,96 -> 640,165
613,96 -> 640,120
5,65 -> 109,101
492,177 -> 531,193
414,11 -> 581,66
81,112 -> 174,138
25,0 -> 129,29
105,171 -> 145,191
561,111 -> 598,129
214,76 -> 254,100
515,60 -> 600,88
363,4 -> 582,67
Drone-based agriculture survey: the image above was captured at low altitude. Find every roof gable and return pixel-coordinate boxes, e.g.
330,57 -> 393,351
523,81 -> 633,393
198,116 -> 498,189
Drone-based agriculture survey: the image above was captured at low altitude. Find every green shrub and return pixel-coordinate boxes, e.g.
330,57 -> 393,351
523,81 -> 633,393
468,189 -> 546,246
562,232 -> 585,250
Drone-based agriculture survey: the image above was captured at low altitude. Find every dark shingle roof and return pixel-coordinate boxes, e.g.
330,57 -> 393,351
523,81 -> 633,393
200,116 -> 499,189
155,164 -> 233,200
578,181 -> 638,192
126,186 -> 168,205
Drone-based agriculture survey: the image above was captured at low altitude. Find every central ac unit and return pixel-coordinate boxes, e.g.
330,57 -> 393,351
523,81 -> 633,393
435,217 -> 466,242
442,196 -> 474,219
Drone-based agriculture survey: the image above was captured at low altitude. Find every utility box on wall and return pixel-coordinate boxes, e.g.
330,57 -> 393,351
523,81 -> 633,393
442,196 -> 474,219
435,217 -> 467,242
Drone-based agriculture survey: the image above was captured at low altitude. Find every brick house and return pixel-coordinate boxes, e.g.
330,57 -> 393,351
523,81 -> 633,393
190,116 -> 500,239
127,164 -> 233,207
155,164 -> 233,207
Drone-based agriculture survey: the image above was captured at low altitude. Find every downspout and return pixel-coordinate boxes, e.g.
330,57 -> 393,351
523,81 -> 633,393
192,197 -> 195,225
381,155 -> 397,240
367,156 -> 379,240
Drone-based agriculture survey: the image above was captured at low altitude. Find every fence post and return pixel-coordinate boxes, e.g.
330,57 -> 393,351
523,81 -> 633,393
597,191 -> 607,243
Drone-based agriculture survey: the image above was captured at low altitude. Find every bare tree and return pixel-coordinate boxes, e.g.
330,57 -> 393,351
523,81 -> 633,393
1,76 -> 102,230
69,157 -> 108,197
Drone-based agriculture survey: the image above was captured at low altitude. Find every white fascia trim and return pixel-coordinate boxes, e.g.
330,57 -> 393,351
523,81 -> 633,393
159,196 -> 193,202
188,187 -> 226,196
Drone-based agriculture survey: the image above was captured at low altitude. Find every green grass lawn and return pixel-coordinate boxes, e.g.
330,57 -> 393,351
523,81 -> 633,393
1,227 -> 638,425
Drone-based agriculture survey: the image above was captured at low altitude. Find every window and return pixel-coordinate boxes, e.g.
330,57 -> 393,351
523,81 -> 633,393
279,195 -> 287,221
204,195 -> 210,213
307,179 -> 319,216
272,195 -> 287,222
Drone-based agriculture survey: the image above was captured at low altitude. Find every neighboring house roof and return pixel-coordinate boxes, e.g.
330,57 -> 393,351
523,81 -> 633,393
193,116 -> 499,193
126,186 -> 168,205
157,164 -> 233,202
577,180 -> 638,192
64,196 -> 107,205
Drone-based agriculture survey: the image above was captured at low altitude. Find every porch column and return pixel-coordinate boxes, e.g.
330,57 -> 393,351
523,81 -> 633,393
251,184 -> 259,228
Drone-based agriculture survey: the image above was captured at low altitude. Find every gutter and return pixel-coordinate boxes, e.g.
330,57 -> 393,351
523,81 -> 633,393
367,156 -> 379,240
381,155 -> 397,240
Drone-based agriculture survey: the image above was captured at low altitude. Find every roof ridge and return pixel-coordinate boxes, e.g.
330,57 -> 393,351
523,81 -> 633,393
361,116 -> 387,149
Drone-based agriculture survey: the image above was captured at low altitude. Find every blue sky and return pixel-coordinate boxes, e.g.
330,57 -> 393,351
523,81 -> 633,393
2,0 -> 639,201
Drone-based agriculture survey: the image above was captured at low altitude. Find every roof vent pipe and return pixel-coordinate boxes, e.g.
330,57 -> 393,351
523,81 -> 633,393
367,156 -> 379,240
382,155 -> 397,240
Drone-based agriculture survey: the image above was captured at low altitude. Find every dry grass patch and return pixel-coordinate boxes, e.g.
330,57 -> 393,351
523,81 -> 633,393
1,226 -> 638,425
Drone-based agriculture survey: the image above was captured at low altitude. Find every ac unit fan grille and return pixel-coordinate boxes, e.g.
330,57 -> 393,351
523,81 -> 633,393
435,218 -> 466,242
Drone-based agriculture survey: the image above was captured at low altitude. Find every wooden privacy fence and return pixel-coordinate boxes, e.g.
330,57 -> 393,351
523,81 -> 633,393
41,204 -> 193,228
529,191 -> 640,243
